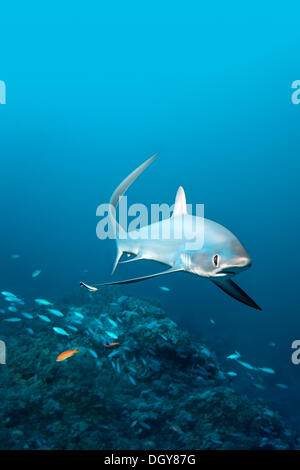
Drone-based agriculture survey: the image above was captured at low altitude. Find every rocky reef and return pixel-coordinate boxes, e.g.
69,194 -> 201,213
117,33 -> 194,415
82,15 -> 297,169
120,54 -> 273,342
0,288 -> 296,449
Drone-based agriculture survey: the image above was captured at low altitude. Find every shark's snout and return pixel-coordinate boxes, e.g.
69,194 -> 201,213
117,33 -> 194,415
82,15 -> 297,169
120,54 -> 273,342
217,257 -> 251,276
237,257 -> 252,269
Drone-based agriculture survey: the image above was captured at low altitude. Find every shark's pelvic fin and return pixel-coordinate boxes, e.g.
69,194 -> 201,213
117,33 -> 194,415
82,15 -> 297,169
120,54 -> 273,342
111,247 -> 123,274
92,267 -> 184,287
173,186 -> 187,217
212,279 -> 262,311
119,254 -> 145,264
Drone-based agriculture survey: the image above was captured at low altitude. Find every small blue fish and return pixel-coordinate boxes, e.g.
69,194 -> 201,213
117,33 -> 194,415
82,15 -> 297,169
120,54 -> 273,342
35,299 -> 53,306
25,328 -> 34,335
22,312 -> 34,319
226,351 -> 241,360
74,312 -> 84,319
276,383 -> 288,389
53,327 -> 69,336
128,375 -> 136,385
38,314 -> 51,323
67,325 -> 78,332
106,331 -> 118,340
88,349 -> 98,359
128,366 -> 137,374
8,306 -> 18,312
130,420 -> 138,428
1,291 -> 16,297
159,286 -> 170,292
11,254 -> 20,259
258,367 -> 275,374
32,270 -> 41,278
116,361 -> 121,374
210,319 -> 215,325
107,318 -> 118,328
139,421 -> 151,430
227,371 -> 238,377
0,309 -> 5,314
5,296 -> 21,303
237,360 -> 257,371
159,333 -> 168,341
87,327 -> 96,338
47,309 -> 64,318
108,350 -> 120,359
4,317 -> 21,322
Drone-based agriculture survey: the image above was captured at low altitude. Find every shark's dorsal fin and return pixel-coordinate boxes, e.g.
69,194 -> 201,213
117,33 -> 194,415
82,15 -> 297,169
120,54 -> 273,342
173,186 -> 187,217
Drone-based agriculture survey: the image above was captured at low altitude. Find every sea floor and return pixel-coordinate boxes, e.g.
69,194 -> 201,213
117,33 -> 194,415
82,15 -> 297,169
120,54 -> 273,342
0,288 -> 297,450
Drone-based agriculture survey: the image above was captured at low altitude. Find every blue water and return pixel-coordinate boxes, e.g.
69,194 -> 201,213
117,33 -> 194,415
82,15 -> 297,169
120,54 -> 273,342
1,3 -> 300,442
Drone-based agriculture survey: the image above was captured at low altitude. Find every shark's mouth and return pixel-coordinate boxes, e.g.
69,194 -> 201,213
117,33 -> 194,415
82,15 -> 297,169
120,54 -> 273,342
221,269 -> 236,274
215,269 -> 236,276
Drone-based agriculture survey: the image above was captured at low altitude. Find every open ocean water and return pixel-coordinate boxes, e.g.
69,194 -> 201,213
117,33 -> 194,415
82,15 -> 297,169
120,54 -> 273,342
0,2 -> 300,450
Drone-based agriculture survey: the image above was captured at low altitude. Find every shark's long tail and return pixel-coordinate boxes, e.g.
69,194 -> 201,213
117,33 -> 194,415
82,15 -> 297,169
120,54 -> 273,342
109,153 -> 159,274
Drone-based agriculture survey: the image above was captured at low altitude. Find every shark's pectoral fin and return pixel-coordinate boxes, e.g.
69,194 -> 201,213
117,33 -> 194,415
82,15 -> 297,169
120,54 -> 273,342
81,267 -> 184,289
212,279 -> 262,310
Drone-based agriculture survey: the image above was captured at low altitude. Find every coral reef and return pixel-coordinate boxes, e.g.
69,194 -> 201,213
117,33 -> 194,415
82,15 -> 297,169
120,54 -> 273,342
0,289 -> 296,449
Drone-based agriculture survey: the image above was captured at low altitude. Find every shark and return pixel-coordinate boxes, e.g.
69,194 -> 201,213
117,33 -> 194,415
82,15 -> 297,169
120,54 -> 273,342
81,154 -> 261,310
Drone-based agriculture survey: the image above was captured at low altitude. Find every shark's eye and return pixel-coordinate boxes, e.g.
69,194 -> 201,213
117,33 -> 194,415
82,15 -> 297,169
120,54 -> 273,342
213,254 -> 219,267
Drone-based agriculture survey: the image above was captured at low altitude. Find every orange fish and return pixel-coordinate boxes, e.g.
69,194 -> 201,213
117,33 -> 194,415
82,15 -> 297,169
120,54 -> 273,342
56,347 -> 80,362
105,342 -> 120,349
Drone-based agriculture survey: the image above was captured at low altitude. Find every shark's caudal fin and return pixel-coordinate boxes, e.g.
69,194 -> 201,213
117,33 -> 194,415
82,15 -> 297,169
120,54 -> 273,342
213,279 -> 262,310
80,267 -> 183,290
109,153 -> 158,274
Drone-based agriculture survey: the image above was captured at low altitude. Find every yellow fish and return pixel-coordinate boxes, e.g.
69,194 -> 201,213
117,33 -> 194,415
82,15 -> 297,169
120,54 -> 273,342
56,347 -> 80,362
